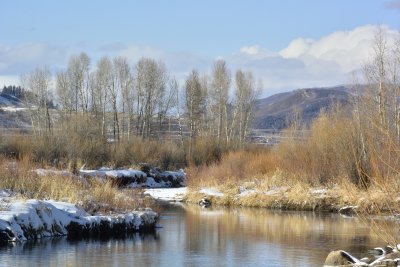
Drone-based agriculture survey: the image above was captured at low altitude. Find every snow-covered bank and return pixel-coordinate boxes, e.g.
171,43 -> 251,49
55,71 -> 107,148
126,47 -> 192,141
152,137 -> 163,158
0,197 -> 158,244
34,165 -> 186,188
80,166 -> 186,188
144,187 -> 188,202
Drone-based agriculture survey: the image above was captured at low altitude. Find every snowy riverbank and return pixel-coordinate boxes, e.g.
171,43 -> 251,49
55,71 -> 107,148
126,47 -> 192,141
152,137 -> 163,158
144,187 -> 188,201
35,165 -> 186,188
182,184 -> 389,214
0,190 -> 158,244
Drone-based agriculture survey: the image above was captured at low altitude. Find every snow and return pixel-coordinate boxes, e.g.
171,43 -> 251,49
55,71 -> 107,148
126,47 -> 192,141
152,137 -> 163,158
238,188 -> 257,197
79,168 -> 146,179
199,187 -> 224,197
128,177 -> 172,189
309,188 -> 328,195
0,189 -> 14,198
0,198 -> 158,243
34,168 -> 71,177
79,166 -> 186,188
264,186 -> 289,196
0,106 -> 28,112
144,187 -> 188,201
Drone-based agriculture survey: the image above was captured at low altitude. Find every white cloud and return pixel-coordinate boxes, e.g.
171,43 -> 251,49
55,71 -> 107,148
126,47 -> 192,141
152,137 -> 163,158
228,25 -> 400,95
280,25 -> 399,72
239,45 -> 277,58
279,38 -> 314,58
0,25 -> 399,96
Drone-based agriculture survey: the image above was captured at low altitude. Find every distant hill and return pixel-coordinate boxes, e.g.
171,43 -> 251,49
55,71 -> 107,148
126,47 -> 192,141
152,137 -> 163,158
0,86 -> 32,129
0,86 -> 25,107
252,86 -> 353,130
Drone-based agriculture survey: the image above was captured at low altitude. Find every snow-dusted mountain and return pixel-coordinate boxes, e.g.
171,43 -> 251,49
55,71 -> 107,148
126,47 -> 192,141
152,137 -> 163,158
0,87 -> 32,129
252,86 -> 353,130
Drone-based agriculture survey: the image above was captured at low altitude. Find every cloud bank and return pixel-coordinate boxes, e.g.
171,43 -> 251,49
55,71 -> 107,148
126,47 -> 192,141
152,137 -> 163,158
228,25 -> 399,95
1,25 -> 399,96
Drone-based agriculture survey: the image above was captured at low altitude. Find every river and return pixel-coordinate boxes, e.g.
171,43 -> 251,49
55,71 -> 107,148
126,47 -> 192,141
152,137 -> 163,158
0,204 -> 397,267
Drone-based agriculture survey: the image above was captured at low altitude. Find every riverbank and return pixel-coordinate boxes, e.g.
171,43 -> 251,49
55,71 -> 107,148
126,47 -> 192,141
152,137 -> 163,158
0,158 -> 187,244
184,147 -> 400,216
142,183 -> 399,216
0,190 -> 158,244
183,182 -> 399,214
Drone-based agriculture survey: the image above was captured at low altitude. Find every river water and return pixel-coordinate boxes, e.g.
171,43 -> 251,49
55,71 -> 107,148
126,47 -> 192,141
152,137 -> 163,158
0,204 -> 397,267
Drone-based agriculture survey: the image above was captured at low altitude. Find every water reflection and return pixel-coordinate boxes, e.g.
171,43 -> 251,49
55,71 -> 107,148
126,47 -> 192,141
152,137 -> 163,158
180,205 -> 398,266
0,204 -> 397,267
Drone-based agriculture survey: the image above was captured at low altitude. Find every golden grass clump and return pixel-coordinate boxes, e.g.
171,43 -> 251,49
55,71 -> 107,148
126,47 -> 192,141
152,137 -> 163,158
186,106 -> 400,216
0,156 -> 156,213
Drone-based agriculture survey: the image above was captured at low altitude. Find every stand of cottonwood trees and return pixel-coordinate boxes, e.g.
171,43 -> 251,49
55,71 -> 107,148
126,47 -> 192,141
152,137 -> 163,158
20,55 -> 260,158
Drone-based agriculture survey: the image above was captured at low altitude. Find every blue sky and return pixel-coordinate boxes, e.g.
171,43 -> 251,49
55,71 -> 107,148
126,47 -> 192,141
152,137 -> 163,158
1,0 -> 400,95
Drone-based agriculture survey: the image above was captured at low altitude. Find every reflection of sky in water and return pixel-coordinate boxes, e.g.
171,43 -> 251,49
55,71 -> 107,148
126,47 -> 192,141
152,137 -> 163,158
0,205 -> 397,267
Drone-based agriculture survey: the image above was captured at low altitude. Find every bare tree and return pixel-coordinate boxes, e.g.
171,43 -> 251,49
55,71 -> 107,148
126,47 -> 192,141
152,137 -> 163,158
370,28 -> 389,129
157,73 -> 176,135
185,70 -> 207,157
94,57 -> 112,137
67,53 -> 91,115
388,38 -> 400,142
113,56 -> 134,139
134,58 -> 168,138
21,66 -> 53,135
211,59 -> 231,142
170,77 -> 184,147
56,70 -> 74,117
230,70 -> 258,143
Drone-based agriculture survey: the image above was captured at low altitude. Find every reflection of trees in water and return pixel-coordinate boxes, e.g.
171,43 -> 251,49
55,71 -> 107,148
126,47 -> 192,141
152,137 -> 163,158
183,205 -> 395,264
0,205 -> 396,266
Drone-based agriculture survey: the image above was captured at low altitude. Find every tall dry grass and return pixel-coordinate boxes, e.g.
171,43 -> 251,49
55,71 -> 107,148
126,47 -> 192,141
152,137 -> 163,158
187,104 -> 400,218
0,115 -> 231,170
0,156 -> 155,213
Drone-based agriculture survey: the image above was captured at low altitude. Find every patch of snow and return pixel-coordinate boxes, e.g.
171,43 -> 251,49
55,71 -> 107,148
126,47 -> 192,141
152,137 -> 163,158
98,167 -> 112,171
47,201 -> 88,218
79,168 -> 146,179
0,189 -> 14,198
0,106 -> 28,112
79,166 -> 185,188
128,177 -> 172,189
144,187 -> 188,202
309,188 -> 328,195
145,177 -> 171,188
264,186 -> 289,196
238,188 -> 257,197
199,187 -> 224,197
0,199 -> 158,243
34,168 -> 71,177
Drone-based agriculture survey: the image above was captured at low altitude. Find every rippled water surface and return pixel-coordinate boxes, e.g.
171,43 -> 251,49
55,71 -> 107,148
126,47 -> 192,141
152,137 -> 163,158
0,204 -> 397,267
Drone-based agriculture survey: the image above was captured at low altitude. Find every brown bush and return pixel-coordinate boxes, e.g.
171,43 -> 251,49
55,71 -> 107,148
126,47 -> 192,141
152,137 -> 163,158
187,105 -> 390,189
